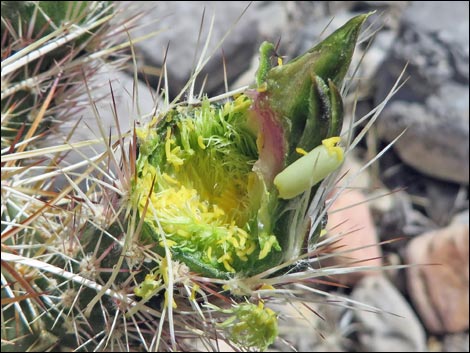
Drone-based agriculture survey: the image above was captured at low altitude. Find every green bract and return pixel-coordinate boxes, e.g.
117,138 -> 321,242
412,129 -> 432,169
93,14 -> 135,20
135,14 -> 369,279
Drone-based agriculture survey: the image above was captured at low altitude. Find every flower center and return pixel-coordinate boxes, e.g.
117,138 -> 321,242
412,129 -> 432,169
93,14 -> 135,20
135,96 -> 280,275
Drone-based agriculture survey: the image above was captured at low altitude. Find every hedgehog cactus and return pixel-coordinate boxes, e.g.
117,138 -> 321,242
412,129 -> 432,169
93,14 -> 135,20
1,1 -> 113,147
1,8 -> 377,352
1,1 -> 138,351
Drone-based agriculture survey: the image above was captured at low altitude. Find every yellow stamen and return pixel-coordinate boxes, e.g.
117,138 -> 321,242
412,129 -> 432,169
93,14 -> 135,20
197,135 -> 206,149
229,236 -> 240,248
162,173 -> 179,185
159,239 -> 177,247
246,242 -> 256,255
165,127 -> 184,167
217,253 -> 233,265
295,147 -> 308,156
223,260 -> 235,272
257,82 -> 268,92
190,284 -> 200,300
259,236 -> 277,260
322,136 -> 343,161
235,250 -> 248,261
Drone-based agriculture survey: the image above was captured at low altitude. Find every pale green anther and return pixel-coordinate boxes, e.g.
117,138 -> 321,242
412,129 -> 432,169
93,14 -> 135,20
273,137 -> 344,199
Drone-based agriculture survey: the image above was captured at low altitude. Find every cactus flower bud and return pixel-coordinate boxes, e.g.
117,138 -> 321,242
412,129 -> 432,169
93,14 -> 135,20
135,14 -> 369,279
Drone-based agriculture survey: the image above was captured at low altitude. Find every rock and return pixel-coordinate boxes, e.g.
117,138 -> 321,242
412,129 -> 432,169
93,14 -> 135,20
452,209 -> 470,225
378,151 -> 468,232
338,151 -> 372,190
326,189 -> 383,285
119,1 -> 288,97
352,275 -> 427,352
371,186 -> 445,250
39,63 -> 156,189
423,177 -> 467,226
443,332 -> 470,352
270,299 -> 357,352
370,188 -> 417,241
406,222 -> 469,333
404,2 -> 469,78
45,63 -> 156,146
377,93 -> 469,184
375,1 -> 469,184
328,1 -> 409,15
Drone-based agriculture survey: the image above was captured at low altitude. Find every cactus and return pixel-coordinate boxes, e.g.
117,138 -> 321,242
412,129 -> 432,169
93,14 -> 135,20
1,1 -> 116,147
1,6 -> 404,352
1,1 -> 146,351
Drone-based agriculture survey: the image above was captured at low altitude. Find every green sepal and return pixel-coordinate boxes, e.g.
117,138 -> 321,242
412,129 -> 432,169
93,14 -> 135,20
327,79 -> 344,138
